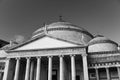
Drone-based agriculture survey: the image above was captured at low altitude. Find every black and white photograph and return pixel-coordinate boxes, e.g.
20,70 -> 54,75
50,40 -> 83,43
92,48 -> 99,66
0,0 -> 120,80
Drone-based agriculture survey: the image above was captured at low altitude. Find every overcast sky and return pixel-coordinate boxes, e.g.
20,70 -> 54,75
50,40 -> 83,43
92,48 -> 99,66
0,0 -> 120,44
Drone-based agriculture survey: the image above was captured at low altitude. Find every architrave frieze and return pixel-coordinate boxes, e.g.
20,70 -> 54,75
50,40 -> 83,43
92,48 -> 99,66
6,47 -> 86,58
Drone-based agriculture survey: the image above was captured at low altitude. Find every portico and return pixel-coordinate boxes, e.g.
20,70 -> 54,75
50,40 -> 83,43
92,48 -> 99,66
4,47 -> 89,80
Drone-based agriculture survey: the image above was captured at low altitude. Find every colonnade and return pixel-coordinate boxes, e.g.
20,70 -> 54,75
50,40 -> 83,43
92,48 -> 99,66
4,54 -> 89,80
90,67 -> 120,80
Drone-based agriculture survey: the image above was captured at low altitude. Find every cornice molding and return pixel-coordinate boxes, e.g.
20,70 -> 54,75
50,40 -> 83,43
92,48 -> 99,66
88,39 -> 118,46
88,50 -> 120,55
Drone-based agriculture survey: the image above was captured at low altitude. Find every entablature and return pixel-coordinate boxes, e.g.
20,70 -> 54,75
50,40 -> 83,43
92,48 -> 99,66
6,47 -> 86,58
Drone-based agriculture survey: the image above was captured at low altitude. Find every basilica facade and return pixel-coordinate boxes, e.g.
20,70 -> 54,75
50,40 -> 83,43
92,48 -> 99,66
0,21 -> 120,80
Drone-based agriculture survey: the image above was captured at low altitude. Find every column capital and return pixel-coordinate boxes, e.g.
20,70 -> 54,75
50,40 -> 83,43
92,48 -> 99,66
105,67 -> 110,69
59,55 -> 64,57
15,57 -> 20,60
48,56 -> 53,58
36,56 -> 41,59
70,55 -> 76,57
81,53 -> 87,57
6,58 -> 10,60
95,67 -> 98,69
26,57 -> 31,60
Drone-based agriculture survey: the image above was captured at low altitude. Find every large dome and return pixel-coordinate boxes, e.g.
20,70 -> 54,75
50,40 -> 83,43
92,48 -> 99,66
32,21 -> 93,45
88,35 -> 118,52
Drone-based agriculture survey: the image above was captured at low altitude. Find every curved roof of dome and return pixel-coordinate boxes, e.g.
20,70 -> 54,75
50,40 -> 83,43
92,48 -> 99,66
46,22 -> 87,31
88,35 -> 118,46
32,21 -> 94,45
33,22 -> 92,35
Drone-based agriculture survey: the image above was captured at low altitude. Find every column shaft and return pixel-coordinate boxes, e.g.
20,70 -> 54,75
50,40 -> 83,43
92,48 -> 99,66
82,54 -> 89,80
117,67 -> 120,80
60,56 -> 64,80
48,56 -> 52,80
36,57 -> 41,80
25,58 -> 30,80
95,68 -> 99,80
30,61 -> 34,80
71,55 -> 76,80
3,58 -> 10,80
14,58 -> 20,80
106,68 -> 110,80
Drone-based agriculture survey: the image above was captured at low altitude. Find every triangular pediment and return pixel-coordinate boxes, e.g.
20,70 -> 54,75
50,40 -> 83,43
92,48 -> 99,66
15,36 -> 79,50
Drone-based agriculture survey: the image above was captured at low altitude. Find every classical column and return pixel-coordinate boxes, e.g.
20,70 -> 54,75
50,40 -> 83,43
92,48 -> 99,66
95,68 -> 99,80
106,67 -> 110,80
25,57 -> 30,80
71,55 -> 76,80
48,56 -> 52,80
82,54 -> 89,80
117,67 -> 120,80
36,57 -> 41,80
30,61 -> 34,80
14,58 -> 20,80
60,55 -> 64,80
3,58 -> 10,80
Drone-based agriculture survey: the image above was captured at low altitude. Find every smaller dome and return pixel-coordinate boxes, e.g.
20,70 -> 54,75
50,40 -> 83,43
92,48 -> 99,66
88,36 -> 118,52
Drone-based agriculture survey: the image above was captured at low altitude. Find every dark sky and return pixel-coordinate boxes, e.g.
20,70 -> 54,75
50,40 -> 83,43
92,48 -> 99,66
0,0 -> 120,44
